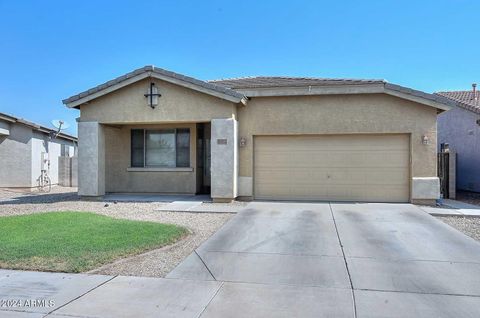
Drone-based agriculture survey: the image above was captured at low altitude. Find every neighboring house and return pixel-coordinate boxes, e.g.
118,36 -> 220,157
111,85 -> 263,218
436,85 -> 480,193
0,112 -> 77,188
62,66 -> 455,204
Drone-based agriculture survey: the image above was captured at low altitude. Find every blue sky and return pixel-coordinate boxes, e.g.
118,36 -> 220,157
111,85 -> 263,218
0,0 -> 478,136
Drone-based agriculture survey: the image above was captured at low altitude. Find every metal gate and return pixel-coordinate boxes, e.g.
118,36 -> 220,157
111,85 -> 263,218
438,152 -> 449,198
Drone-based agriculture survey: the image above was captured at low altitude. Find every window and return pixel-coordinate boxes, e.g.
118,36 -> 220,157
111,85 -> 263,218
131,129 -> 190,168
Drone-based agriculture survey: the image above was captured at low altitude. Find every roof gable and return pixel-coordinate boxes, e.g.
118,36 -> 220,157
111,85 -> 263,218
63,66 -> 247,108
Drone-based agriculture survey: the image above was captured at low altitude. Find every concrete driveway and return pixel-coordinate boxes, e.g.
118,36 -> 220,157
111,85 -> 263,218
167,202 -> 480,317
2,202 -> 480,317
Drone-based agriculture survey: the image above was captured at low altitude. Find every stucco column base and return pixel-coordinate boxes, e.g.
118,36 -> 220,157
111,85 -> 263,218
412,199 -> 437,206
212,198 -> 235,203
79,195 -> 104,201
236,196 -> 254,202
411,177 -> 440,201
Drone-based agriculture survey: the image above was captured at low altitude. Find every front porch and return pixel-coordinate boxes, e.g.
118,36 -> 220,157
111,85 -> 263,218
103,193 -> 211,203
77,118 -> 238,202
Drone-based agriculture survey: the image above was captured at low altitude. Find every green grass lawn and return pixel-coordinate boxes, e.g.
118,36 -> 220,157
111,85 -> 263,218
0,211 -> 187,272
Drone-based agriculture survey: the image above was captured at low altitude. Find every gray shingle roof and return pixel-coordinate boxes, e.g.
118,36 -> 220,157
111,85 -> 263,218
62,66 -> 454,111
63,66 -> 245,105
209,76 -> 385,89
210,76 -> 454,110
435,90 -> 480,114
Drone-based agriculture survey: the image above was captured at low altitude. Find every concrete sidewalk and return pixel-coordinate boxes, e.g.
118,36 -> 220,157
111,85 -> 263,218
155,201 -> 244,213
421,199 -> 480,217
0,270 -> 222,318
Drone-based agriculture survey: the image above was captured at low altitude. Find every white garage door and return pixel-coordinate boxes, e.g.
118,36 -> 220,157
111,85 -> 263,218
254,134 -> 410,202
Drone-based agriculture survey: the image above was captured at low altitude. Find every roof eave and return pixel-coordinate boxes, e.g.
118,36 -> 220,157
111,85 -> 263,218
384,83 -> 454,112
0,112 -> 77,141
233,83 -> 386,97
231,82 -> 454,111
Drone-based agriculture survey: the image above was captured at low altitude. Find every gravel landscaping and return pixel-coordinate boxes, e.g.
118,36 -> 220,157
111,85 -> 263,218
0,187 -> 233,277
436,216 -> 480,242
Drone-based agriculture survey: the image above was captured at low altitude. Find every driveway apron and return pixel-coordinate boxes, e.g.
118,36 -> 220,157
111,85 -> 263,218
167,202 -> 355,317
331,202 -> 480,317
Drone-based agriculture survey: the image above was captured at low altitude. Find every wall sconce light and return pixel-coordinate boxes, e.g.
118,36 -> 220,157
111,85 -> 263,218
421,135 -> 429,145
239,137 -> 247,147
144,82 -> 162,108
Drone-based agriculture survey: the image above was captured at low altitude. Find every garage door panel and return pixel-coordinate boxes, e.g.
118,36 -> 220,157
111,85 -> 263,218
258,151 -> 408,168
329,168 -> 409,185
254,134 -> 410,202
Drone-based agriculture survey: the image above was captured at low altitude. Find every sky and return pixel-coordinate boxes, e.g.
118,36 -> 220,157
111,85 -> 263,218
0,0 -> 479,136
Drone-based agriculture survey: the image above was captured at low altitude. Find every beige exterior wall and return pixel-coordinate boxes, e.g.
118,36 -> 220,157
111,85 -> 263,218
104,123 -> 197,193
77,77 -> 439,200
79,77 -> 237,195
237,94 -> 437,195
80,78 -> 236,124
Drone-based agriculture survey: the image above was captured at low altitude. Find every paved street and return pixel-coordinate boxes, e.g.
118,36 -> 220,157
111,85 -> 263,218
2,202 -> 480,317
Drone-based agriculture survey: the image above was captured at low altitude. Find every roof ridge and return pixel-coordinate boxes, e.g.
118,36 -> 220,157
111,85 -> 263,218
208,76 -> 263,82
209,76 -> 385,82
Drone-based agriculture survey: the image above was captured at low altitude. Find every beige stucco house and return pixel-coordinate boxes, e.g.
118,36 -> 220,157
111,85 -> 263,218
63,66 -> 455,204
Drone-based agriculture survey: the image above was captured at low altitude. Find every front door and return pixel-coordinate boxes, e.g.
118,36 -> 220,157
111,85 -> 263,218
196,123 -> 211,194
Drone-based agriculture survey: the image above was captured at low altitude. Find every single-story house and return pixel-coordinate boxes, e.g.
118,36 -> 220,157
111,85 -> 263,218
436,84 -> 480,193
63,66 -> 455,204
0,112 -> 77,189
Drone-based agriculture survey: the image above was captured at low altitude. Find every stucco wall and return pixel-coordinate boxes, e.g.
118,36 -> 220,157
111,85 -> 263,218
438,106 -> 480,192
79,78 -> 237,123
78,122 -> 105,196
0,121 -> 75,188
78,77 -> 237,195
30,132 -> 76,186
211,118 -> 238,200
237,94 -> 438,197
76,78 -> 439,200
104,123 -> 198,193
0,123 -> 32,187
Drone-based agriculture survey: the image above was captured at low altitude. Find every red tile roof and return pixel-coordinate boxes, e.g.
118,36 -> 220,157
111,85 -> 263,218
435,90 -> 480,114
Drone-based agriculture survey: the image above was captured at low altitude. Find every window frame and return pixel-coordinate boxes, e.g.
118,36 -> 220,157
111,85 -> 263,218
130,128 -> 190,168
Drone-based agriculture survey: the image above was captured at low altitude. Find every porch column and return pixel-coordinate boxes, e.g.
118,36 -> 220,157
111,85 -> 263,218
78,121 -> 105,196
211,118 -> 238,202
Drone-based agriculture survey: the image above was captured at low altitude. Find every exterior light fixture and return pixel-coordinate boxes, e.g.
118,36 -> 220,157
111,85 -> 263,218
239,137 -> 247,147
421,135 -> 429,145
144,82 -> 161,108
